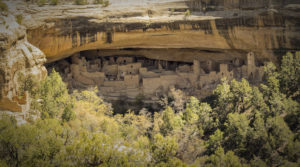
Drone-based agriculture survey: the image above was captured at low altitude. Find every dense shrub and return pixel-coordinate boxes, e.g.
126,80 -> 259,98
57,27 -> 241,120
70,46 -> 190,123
31,69 -> 73,119
94,0 -> 109,7
15,14 -> 23,25
0,0 -> 8,12
37,0 -> 46,6
74,0 -> 87,5
185,9 -> 191,16
50,0 -> 59,5
94,0 -> 103,4
102,0 -> 109,7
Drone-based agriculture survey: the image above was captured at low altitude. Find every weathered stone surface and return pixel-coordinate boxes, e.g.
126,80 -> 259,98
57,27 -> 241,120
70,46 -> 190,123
9,0 -> 297,62
0,13 -> 47,113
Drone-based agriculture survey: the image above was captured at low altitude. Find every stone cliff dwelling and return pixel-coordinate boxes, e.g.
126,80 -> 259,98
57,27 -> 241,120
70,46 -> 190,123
47,50 -> 265,104
1,0 -> 299,115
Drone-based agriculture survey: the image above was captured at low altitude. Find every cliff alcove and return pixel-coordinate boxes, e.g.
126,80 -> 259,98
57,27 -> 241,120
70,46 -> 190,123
1,0 -> 299,114
47,47 -> 266,112
0,1 -> 300,166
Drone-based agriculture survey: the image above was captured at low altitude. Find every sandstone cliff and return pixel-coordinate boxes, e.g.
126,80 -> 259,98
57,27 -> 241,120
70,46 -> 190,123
0,11 -> 47,114
10,0 -> 299,62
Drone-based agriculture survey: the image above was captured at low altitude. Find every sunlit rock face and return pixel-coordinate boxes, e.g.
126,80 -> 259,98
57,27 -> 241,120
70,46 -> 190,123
0,14 -> 47,113
22,0 -> 300,62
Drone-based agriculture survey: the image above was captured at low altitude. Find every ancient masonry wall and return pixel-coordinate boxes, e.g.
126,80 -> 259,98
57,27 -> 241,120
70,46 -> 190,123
49,52 -> 265,102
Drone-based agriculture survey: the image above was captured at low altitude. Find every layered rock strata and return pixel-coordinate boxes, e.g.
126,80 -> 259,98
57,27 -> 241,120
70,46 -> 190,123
0,14 -> 47,115
21,0 -> 299,62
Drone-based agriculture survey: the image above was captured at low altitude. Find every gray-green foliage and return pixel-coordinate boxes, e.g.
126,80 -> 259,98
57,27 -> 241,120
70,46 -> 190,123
206,129 -> 223,154
225,113 -> 250,155
0,0 -> 8,12
17,73 -> 36,98
279,52 -> 300,99
31,69 -> 73,119
74,0 -> 87,5
160,106 -> 183,136
15,14 -> 23,25
37,0 -> 46,6
50,0 -> 59,5
94,0 -> 109,7
0,116 -> 64,167
206,147 -> 247,167
152,133 -> 178,164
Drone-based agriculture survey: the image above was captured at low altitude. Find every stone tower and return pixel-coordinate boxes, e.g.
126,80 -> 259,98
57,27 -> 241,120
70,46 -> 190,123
246,52 -> 256,79
193,60 -> 200,76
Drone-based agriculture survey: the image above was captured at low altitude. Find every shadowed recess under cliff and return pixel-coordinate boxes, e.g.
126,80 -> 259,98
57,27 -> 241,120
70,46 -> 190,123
25,0 -> 300,62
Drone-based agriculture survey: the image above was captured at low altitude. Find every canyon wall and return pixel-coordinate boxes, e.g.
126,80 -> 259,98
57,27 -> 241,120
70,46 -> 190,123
22,0 -> 300,62
0,13 -> 47,115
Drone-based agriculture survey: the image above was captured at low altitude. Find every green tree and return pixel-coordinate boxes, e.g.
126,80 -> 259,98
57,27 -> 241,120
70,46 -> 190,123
74,0 -> 87,5
246,111 -> 270,160
50,0 -> 59,5
94,0 -> 109,7
206,129 -> 223,155
251,87 -> 269,116
197,102 -> 217,135
61,104 -> 75,122
230,79 -> 253,113
25,119 -> 64,167
224,151 -> 246,167
32,69 -> 72,119
250,157 -> 268,167
151,133 -> 178,164
37,0 -> 46,6
224,113 -> 250,157
213,78 -> 233,123
0,116 -> 64,167
279,52 -> 300,99
261,62 -> 286,116
159,106 -> 183,136
61,132 -> 116,166
284,98 -> 300,138
0,0 -> 8,12
169,88 -> 186,112
265,116 -> 294,165
206,147 -> 246,167
183,97 -> 199,124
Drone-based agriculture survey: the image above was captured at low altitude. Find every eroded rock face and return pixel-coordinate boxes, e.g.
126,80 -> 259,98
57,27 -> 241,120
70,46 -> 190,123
0,14 -> 47,113
17,0 -> 299,62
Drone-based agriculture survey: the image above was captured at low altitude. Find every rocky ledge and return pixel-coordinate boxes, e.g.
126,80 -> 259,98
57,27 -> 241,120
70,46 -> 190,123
6,0 -> 299,62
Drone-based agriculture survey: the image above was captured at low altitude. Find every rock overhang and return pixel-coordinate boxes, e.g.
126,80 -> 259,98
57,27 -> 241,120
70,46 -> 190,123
28,15 -> 299,63
3,0 -> 300,64
20,0 -> 299,63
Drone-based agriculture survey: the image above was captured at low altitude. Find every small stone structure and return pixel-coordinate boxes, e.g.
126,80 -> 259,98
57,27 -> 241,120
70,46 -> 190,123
49,52 -> 265,102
